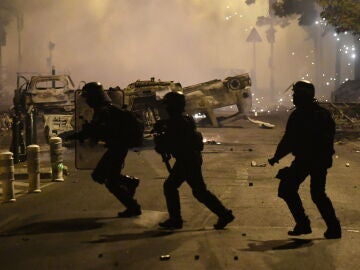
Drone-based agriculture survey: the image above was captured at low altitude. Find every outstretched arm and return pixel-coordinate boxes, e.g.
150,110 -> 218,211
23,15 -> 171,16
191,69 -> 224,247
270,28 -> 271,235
268,115 -> 294,166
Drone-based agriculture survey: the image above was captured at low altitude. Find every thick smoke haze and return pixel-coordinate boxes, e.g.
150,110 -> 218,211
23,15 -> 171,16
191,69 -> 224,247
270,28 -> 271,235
2,0 -> 350,105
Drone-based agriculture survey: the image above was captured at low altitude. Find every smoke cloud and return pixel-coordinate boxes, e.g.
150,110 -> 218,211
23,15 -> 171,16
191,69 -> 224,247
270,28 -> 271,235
1,0 -> 350,107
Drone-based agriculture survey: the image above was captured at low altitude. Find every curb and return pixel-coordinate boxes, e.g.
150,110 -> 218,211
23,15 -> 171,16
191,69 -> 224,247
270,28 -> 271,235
13,166 -> 69,180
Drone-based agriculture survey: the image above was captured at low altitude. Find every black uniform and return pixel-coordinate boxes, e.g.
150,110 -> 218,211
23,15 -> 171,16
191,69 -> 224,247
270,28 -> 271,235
272,101 -> 340,236
155,113 -> 234,229
79,103 -> 141,216
64,82 -> 141,217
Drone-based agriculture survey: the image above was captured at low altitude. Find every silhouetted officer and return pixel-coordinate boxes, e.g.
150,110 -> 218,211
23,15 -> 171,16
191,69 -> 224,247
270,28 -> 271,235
154,91 -> 234,229
268,80 -> 341,239
62,82 -> 141,218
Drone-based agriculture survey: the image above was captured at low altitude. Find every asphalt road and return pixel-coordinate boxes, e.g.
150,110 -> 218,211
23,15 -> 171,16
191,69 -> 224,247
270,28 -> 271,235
0,113 -> 359,270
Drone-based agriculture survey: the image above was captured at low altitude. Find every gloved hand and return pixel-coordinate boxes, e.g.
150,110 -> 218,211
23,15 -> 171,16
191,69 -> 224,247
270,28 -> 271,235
268,157 -> 279,166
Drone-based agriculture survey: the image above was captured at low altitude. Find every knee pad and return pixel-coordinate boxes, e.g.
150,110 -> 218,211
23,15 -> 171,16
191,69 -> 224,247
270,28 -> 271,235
105,179 -> 127,194
104,179 -> 115,191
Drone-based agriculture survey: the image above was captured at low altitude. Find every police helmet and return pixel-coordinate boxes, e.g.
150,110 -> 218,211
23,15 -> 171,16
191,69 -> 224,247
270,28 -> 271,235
82,82 -> 111,108
81,81 -> 103,96
162,91 -> 186,112
292,80 -> 315,99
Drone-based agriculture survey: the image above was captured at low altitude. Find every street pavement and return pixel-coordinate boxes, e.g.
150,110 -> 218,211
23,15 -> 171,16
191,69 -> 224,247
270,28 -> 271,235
0,113 -> 359,270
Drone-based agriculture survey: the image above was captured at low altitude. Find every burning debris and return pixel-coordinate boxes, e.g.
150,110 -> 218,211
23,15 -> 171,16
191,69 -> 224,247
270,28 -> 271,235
332,80 -> 360,103
316,102 -> 360,141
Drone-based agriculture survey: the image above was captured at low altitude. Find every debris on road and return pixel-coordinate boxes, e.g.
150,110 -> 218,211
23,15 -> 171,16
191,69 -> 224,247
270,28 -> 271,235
345,162 -> 350,167
160,254 -> 171,261
194,255 -> 200,260
251,161 -> 267,167
247,117 -> 275,129
204,139 -> 221,145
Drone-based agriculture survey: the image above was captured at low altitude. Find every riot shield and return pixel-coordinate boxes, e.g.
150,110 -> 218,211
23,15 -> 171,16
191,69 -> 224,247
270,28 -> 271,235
74,89 -> 124,169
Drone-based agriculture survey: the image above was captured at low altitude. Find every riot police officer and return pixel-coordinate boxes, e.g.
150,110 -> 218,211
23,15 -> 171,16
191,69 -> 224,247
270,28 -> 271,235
62,82 -> 141,218
154,91 -> 234,229
268,80 -> 341,239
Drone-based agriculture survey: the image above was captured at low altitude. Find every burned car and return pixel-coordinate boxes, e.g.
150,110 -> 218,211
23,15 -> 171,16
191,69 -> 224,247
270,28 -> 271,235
22,74 -> 75,113
13,73 -> 76,144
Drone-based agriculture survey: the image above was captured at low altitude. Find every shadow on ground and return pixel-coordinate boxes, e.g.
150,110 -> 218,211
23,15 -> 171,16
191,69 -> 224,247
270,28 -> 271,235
242,238 -> 324,251
88,227 -> 214,243
0,217 -> 115,236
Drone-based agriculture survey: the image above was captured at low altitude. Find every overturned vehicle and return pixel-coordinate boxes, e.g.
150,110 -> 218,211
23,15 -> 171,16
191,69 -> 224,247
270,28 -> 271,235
105,73 -> 252,128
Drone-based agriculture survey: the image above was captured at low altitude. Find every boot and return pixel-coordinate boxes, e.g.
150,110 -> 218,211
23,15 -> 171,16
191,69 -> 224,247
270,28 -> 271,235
288,218 -> 312,236
214,210 -> 235,230
324,220 -> 341,239
118,205 -> 142,218
121,175 -> 140,197
159,218 -> 183,229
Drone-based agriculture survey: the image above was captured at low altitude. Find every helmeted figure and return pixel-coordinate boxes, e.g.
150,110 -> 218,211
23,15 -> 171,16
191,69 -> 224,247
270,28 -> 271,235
268,80 -> 341,239
63,82 -> 141,218
154,91 -> 234,229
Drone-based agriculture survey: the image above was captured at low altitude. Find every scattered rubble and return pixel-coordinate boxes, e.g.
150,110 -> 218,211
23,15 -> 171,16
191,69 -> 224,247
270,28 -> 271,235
160,254 -> 171,261
204,139 -> 221,145
247,117 -> 275,129
320,102 -> 360,140
251,161 -> 267,167
332,80 -> 360,103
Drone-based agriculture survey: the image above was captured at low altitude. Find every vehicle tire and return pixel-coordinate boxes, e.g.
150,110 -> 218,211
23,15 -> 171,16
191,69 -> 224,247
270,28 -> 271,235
227,78 -> 242,90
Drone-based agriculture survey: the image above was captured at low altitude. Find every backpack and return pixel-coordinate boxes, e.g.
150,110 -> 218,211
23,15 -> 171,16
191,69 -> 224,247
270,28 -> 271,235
110,105 -> 144,148
122,110 -> 145,148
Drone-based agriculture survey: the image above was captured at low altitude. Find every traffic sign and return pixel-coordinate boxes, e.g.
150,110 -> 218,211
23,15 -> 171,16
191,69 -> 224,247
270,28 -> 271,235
246,27 -> 262,43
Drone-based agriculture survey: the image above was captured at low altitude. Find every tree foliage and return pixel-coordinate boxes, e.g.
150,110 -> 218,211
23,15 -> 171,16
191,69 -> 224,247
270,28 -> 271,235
272,0 -> 317,26
272,0 -> 360,36
317,0 -> 360,36
272,0 -> 360,80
